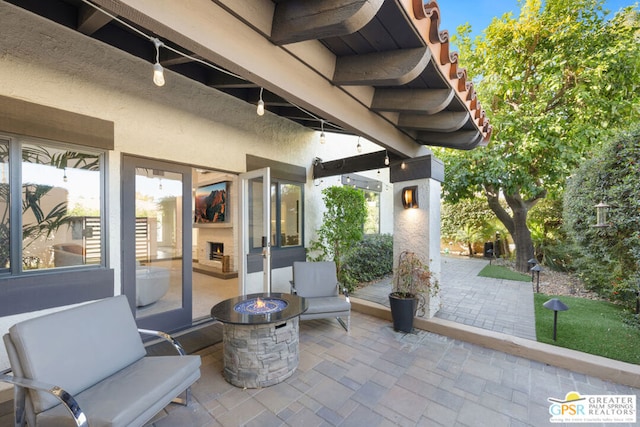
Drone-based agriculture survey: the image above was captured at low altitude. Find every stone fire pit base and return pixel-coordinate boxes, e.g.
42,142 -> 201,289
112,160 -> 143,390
222,317 -> 299,388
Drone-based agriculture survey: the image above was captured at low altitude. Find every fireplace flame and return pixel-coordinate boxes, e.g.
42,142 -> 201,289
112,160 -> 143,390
255,298 -> 266,308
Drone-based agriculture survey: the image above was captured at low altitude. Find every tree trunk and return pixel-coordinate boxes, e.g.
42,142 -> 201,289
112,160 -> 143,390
484,185 -> 538,273
506,196 -> 535,273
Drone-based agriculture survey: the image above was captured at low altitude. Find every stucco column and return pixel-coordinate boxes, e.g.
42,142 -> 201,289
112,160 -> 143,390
391,156 -> 443,318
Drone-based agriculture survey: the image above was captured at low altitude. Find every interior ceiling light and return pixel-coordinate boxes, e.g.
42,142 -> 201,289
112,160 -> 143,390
320,120 -> 326,144
257,87 -> 265,116
152,38 -> 165,87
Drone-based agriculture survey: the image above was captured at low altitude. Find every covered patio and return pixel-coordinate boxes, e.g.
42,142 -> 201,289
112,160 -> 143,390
3,1 -> 639,425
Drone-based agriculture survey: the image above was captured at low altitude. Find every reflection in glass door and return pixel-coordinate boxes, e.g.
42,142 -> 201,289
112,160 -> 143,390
239,168 -> 271,295
122,156 -> 192,331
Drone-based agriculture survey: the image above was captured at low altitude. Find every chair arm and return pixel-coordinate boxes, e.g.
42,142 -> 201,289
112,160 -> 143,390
138,329 -> 187,356
0,370 -> 88,427
341,286 -> 350,303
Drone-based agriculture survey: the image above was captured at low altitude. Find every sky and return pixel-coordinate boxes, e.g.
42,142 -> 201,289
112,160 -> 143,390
437,0 -> 638,40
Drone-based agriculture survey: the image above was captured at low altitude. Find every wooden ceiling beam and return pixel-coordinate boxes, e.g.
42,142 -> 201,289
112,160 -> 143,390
399,111 -> 469,132
416,130 -> 483,150
313,150 -> 394,179
372,88 -> 453,114
333,47 -> 431,86
271,0 -> 384,45
207,73 -> 255,89
77,4 -> 112,35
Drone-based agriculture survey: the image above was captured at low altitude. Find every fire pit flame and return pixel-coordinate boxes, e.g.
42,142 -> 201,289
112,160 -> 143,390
234,297 -> 288,315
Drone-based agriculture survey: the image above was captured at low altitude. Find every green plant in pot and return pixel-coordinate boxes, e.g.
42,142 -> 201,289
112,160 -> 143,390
389,250 -> 438,332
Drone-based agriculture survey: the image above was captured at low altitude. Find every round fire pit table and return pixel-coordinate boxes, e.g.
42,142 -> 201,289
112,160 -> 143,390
211,292 -> 307,388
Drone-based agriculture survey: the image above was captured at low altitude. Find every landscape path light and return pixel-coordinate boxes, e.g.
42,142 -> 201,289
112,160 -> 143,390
543,298 -> 569,341
531,264 -> 543,293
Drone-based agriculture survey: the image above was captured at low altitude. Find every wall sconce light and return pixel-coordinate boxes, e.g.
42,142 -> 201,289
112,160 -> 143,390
402,186 -> 418,209
593,201 -> 610,228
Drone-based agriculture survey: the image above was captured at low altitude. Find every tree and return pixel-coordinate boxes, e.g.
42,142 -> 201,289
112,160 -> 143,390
308,186 -> 367,286
564,127 -> 640,309
437,0 -> 640,271
441,197 -> 495,256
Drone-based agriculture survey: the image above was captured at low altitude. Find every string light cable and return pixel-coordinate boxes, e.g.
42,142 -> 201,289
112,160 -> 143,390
80,0 -> 352,132
79,0 -> 243,83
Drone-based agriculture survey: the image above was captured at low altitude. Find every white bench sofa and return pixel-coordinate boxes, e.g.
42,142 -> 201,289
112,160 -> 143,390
1,295 -> 201,427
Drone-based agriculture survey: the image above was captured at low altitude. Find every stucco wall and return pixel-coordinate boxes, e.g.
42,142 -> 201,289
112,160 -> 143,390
0,4 -> 395,373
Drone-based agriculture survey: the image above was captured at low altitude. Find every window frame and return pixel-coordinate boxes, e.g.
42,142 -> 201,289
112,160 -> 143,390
0,133 -> 113,316
250,179 -> 304,252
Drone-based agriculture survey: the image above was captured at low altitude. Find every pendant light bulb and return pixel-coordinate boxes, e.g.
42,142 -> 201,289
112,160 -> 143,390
384,151 -> 390,166
401,161 -> 406,170
63,168 -> 68,183
356,137 -> 362,153
319,120 -> 326,144
153,63 -> 165,87
257,87 -> 265,116
152,38 -> 165,87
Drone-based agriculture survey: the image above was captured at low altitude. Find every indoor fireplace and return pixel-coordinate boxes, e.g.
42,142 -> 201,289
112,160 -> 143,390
208,241 -> 224,261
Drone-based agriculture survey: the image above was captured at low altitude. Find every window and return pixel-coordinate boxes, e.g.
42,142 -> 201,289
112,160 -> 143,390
0,139 -> 10,273
270,182 -> 303,249
0,137 -> 104,274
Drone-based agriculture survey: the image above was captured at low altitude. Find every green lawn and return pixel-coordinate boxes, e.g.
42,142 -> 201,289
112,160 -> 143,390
534,293 -> 640,364
478,264 -> 640,364
478,264 -> 531,282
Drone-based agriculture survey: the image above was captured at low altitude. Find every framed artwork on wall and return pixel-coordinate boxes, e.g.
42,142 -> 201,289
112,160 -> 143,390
194,181 -> 228,225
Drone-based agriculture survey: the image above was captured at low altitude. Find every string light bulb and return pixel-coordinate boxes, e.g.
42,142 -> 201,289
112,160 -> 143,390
152,38 -> 165,87
257,87 -> 265,116
320,120 -> 326,144
63,168 -> 68,183
401,161 -> 406,170
384,151 -> 390,166
356,137 -> 362,153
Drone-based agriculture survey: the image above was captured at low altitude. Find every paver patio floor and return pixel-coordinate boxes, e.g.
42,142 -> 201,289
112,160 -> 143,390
148,312 -> 638,426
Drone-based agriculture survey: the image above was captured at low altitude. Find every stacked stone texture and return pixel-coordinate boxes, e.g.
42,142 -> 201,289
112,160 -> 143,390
222,317 -> 299,388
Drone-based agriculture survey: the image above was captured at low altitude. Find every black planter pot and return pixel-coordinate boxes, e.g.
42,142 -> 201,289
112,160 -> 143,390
388,293 -> 417,333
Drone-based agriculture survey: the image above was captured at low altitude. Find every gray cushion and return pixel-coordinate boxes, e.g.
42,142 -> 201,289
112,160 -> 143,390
37,356 -> 201,427
8,296 -> 147,413
302,297 -> 351,315
292,261 -> 339,297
